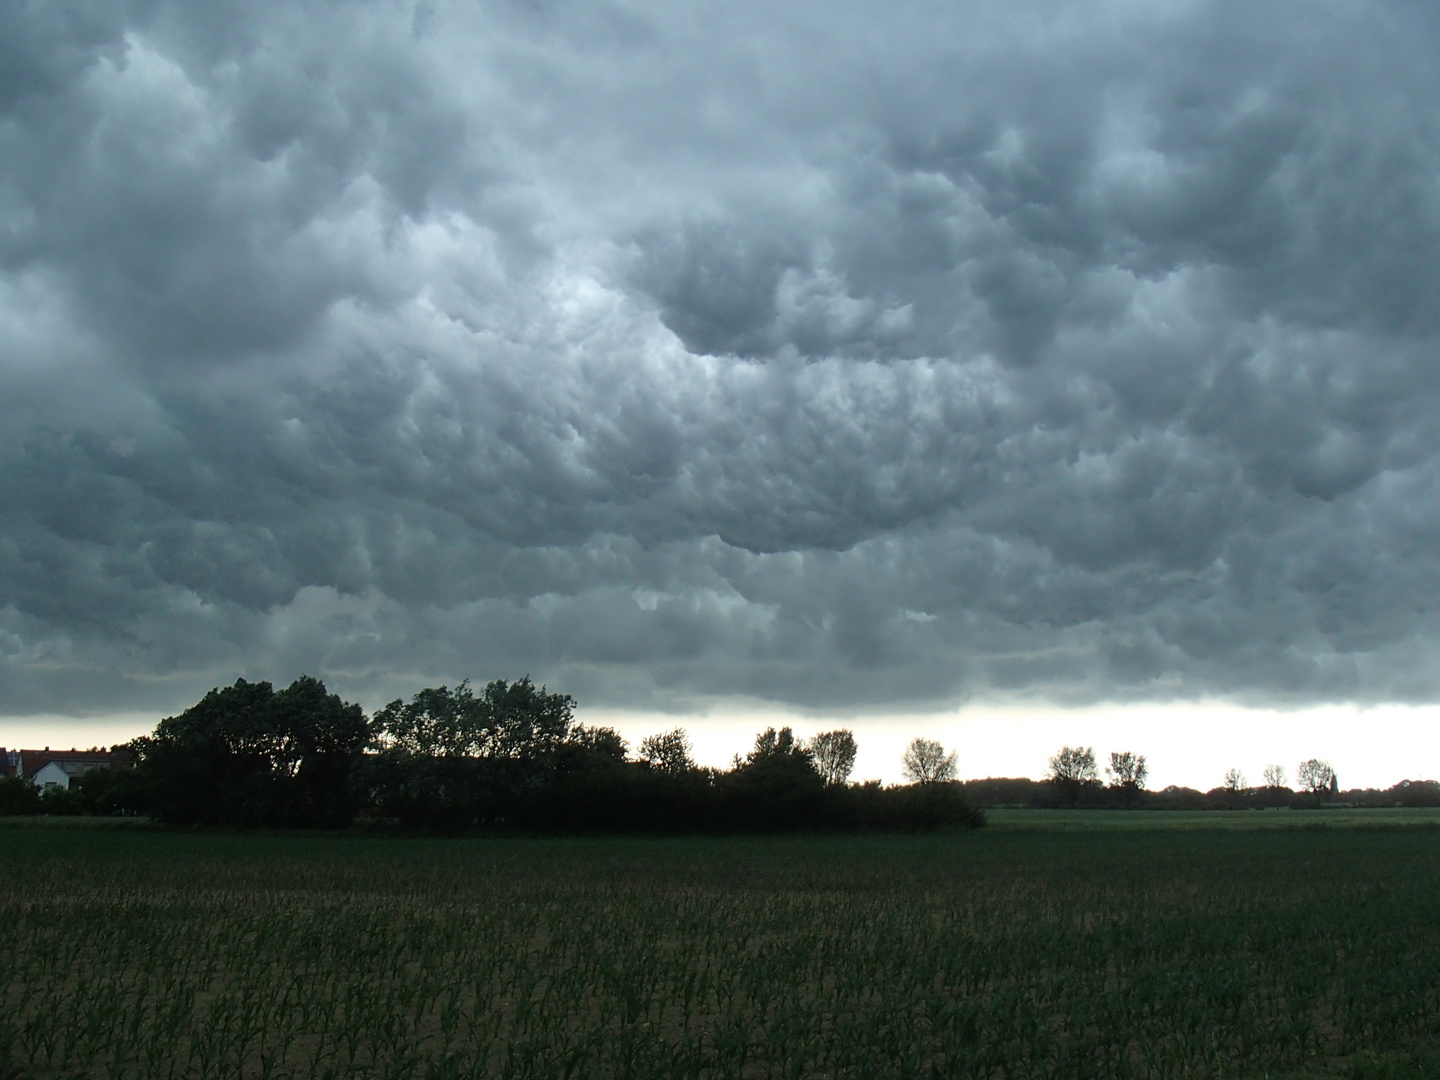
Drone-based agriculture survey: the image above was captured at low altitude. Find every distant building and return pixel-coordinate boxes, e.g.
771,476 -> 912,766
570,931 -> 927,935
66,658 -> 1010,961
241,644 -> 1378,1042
15,748 -> 131,791
1,748 -> 17,778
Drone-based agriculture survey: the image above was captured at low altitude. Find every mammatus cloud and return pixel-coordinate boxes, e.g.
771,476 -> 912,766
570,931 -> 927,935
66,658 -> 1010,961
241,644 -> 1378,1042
3,0 -> 1440,716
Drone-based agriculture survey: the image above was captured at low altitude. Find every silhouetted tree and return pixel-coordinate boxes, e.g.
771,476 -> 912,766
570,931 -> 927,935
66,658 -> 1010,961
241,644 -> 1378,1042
483,678 -> 576,759
639,729 -> 696,773
901,738 -> 957,784
1223,768 -> 1246,792
376,677 -> 575,761
556,725 -> 628,771
721,728 -> 825,831
1106,751 -> 1148,806
809,730 -> 858,786
1391,779 -> 1440,807
1297,759 -> 1336,806
368,678 -> 581,830
743,727 -> 810,766
1047,746 -> 1099,808
136,676 -> 372,827
374,683 -> 478,756
1263,764 -> 1286,789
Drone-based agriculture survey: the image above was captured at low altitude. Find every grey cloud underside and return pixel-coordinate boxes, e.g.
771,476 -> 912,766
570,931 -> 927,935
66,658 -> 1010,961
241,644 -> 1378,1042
3,0 -> 1440,716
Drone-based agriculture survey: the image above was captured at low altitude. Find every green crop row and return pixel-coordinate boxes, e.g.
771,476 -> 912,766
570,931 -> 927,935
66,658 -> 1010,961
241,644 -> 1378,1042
2,824 -> 1438,1079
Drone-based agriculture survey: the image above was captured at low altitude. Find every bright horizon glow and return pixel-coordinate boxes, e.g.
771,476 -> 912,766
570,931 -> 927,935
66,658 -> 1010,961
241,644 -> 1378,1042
591,701 -> 1440,791
3,700 -> 1436,792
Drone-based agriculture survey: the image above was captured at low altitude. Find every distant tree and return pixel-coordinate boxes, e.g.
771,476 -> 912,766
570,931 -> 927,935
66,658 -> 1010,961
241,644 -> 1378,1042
1223,768 -> 1247,792
1391,779 -> 1440,808
1047,746 -> 1099,808
639,729 -> 696,773
901,738 -> 958,785
1106,751 -> 1148,788
1297,759 -> 1336,806
1263,764 -> 1286,789
744,727 -> 812,767
1105,751 -> 1147,808
809,730 -> 858,786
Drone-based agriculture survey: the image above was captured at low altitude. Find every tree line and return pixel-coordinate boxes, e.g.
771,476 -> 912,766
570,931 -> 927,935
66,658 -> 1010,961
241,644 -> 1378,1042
1042,746 -> 1349,807
977,745 -> 1437,809
8,682 -> 1432,825
0,675 -> 984,833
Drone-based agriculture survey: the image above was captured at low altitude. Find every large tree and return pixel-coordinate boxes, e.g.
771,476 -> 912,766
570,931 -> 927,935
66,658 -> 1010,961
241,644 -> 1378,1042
375,677 -> 576,760
1297,759 -> 1337,806
1046,746 -> 1099,808
901,738 -> 958,785
639,729 -> 696,773
722,728 -> 825,831
369,677 -> 585,830
136,676 -> 372,827
743,727 -> 811,767
1105,751 -> 1148,807
809,730 -> 858,786
563,725 -> 628,766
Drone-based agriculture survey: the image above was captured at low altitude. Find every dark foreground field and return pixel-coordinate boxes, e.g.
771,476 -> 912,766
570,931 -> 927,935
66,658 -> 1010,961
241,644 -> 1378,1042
3,814 -> 1439,1079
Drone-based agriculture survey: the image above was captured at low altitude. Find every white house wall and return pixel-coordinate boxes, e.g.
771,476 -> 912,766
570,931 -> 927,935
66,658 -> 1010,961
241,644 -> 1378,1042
30,762 -> 72,790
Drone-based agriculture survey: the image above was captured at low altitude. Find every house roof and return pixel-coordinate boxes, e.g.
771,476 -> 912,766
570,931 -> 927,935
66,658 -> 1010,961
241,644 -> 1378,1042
17,749 -> 130,779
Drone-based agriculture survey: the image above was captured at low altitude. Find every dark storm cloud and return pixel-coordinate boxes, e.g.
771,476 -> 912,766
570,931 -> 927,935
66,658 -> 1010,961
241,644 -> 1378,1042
3,0 -> 1440,716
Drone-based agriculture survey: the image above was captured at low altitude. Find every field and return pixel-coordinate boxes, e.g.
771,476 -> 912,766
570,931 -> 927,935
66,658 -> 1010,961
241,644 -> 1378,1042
3,814 -> 1440,1079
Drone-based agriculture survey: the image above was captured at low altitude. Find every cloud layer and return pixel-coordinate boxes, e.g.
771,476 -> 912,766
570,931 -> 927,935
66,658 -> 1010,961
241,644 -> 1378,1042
4,0 -> 1440,716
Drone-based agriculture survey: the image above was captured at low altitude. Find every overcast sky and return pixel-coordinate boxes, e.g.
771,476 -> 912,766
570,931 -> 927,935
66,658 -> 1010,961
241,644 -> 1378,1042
4,0 -> 1440,764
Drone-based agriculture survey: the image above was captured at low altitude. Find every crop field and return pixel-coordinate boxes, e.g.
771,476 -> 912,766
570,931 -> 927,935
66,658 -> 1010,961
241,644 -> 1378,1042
3,815 -> 1439,1079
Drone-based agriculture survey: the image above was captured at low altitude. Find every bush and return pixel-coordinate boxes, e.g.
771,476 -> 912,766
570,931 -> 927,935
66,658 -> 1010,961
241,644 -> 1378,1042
39,785 -> 88,816
0,775 -> 41,815
842,781 -> 985,832
74,766 -> 147,816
